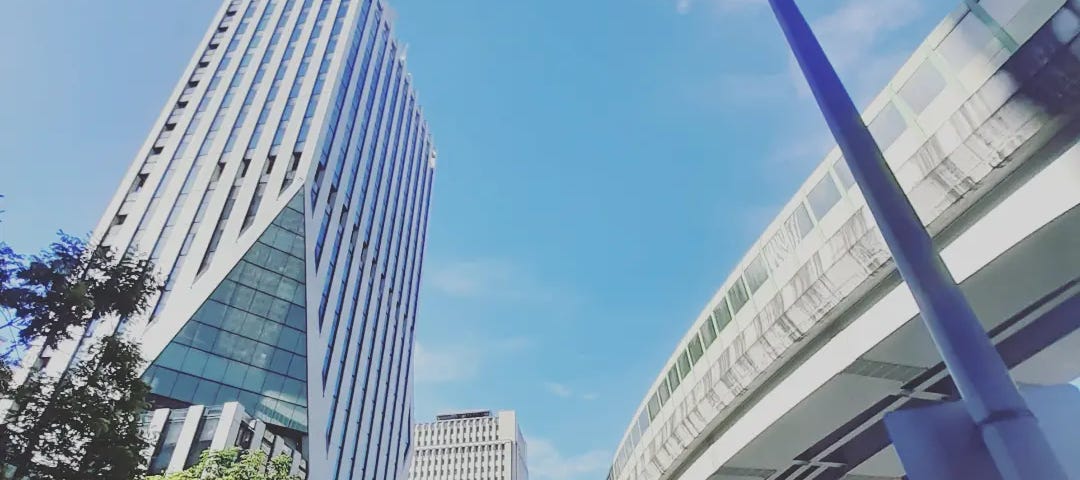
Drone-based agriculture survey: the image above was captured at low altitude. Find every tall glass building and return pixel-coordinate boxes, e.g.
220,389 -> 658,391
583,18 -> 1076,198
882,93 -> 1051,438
29,0 -> 436,478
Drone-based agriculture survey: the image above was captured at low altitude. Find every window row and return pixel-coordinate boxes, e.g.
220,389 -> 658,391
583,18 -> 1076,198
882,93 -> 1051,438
156,334 -> 307,387
190,297 -> 306,350
413,444 -> 504,456
144,365 -> 307,431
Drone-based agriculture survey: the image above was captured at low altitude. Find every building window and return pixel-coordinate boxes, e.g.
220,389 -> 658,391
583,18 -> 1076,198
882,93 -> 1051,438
699,316 -> 718,348
687,335 -> 704,365
900,60 -> 946,114
868,102 -> 906,151
980,0 -> 1025,26
727,278 -> 750,314
132,173 -> 150,193
787,204 -> 814,239
833,158 -> 856,190
667,365 -> 680,391
807,174 -> 842,220
148,410 -> 188,474
184,414 -> 220,468
938,12 -> 996,69
677,351 -> 691,380
743,253 -> 769,294
713,298 -> 733,331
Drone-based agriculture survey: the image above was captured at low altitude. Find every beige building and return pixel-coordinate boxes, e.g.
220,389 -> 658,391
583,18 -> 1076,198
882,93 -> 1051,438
409,410 -> 528,480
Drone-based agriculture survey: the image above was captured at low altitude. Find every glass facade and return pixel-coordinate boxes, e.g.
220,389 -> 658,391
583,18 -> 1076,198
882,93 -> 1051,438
145,193 -> 309,432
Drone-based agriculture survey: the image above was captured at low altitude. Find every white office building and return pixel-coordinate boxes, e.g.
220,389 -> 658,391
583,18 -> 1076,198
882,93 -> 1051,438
20,0 -> 436,478
409,411 -> 529,480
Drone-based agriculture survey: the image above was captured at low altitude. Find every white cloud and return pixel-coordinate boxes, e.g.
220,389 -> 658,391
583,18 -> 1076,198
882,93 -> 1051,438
682,0 -> 927,111
684,0 -> 931,175
755,0 -> 928,170
675,0 -> 766,15
790,0 -> 925,101
414,342 -> 481,384
544,382 -> 574,398
679,70 -> 799,116
427,258 -> 516,298
426,258 -> 567,305
414,337 -> 534,385
492,336 -> 534,351
527,437 -> 610,480
543,382 -> 599,401
813,0 -> 924,67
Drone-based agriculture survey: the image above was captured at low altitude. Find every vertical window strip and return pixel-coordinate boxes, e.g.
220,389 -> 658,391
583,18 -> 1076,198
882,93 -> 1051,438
316,11 -> 387,339
367,95 -> 422,476
333,59 -> 404,479
313,24 -> 389,265
355,94 -> 415,475
310,3 -> 377,285
304,0 -> 355,210
318,11 -> 385,391
324,47 -> 397,451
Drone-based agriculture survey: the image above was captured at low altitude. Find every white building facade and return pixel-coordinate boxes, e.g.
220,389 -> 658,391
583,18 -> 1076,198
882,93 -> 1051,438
409,411 -> 529,480
607,0 -> 1080,479
22,0 -> 436,478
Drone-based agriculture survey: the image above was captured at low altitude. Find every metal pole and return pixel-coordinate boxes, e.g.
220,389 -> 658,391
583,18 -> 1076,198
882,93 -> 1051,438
765,0 -> 1066,478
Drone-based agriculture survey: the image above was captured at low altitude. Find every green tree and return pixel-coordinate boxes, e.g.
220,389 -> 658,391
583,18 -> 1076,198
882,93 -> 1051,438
0,197 -> 13,394
1,234 -> 158,351
146,448 -> 301,480
0,242 -> 21,396
2,336 -> 150,480
0,234 -> 161,480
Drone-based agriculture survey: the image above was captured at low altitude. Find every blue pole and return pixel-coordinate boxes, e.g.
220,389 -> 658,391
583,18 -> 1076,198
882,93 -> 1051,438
765,1 -> 1066,478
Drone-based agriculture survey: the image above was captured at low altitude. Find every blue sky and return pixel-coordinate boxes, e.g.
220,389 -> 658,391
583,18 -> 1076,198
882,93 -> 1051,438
0,0 -> 956,478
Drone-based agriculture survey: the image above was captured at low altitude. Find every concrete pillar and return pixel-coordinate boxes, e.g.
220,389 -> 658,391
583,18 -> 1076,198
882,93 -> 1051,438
211,401 -> 244,450
167,404 -> 205,473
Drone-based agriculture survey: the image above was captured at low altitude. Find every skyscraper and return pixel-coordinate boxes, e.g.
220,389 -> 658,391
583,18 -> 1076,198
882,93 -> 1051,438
28,0 -> 435,478
409,411 -> 529,480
